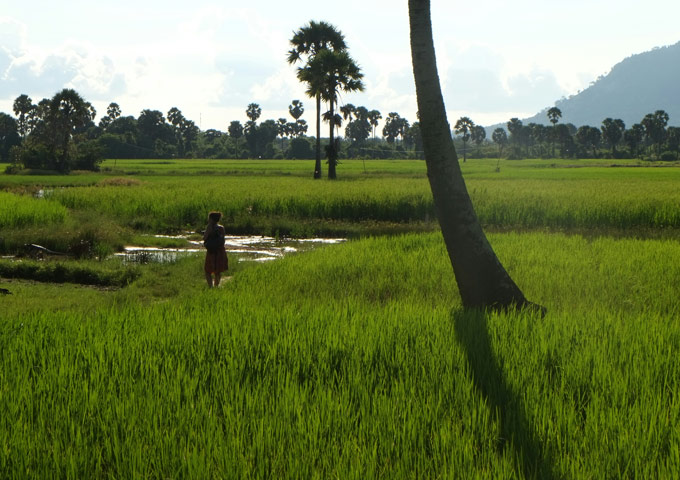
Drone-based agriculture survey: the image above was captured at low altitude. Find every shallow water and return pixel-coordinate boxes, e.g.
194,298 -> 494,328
116,235 -> 346,264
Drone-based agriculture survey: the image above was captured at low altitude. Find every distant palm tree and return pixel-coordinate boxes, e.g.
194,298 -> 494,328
298,49 -> 364,179
106,102 -> 121,121
340,103 -> 355,122
367,110 -> 382,140
454,116 -> 474,162
228,120 -> 244,153
288,100 -> 304,122
492,127 -> 508,161
246,103 -> 261,123
12,94 -> 34,140
288,21 -> 347,179
547,107 -> 562,156
601,118 -> 625,157
49,88 -> 96,171
277,118 -> 289,149
641,110 -> 669,157
547,107 -> 562,125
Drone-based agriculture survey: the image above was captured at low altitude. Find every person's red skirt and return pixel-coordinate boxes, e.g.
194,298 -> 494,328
204,248 -> 228,274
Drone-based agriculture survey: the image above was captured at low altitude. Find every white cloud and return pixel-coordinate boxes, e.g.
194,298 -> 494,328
1,1 -> 679,130
0,17 -> 27,57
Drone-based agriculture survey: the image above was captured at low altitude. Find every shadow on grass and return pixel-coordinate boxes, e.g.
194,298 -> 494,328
453,309 -> 560,479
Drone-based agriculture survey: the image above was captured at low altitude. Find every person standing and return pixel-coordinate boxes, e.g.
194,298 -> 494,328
203,211 -> 228,287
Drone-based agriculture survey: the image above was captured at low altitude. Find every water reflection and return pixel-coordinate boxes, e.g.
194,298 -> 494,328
116,235 -> 346,264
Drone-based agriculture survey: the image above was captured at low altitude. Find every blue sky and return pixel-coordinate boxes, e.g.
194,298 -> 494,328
1,0 -> 678,130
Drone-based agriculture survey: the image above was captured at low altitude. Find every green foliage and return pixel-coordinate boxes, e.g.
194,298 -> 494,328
71,139 -> 105,170
2,159 -> 680,476
26,159 -> 680,235
0,258 -> 139,286
659,150 -> 676,161
15,142 -> 53,170
1,233 -> 678,477
286,136 -> 314,159
0,112 -> 21,161
0,191 -> 68,229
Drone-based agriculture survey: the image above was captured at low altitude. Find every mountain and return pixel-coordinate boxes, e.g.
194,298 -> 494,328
502,41 -> 680,129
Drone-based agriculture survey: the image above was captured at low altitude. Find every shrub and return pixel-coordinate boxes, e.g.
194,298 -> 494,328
17,143 -> 53,170
286,137 -> 314,159
71,139 -> 105,170
659,151 -> 677,162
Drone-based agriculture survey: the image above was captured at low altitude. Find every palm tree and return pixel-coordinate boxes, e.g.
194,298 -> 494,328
471,125 -> 486,157
288,100 -> 304,122
107,102 -> 121,121
246,103 -> 262,123
288,21 -> 347,179
383,112 -> 403,144
12,94 -> 34,140
547,107 -> 562,125
454,116 -> 474,162
340,103 -> 355,122
49,88 -> 96,171
409,0 -> 538,311
228,120 -> 244,154
367,110 -> 382,140
507,117 -> 523,158
641,110 -> 669,158
298,49 -> 364,179
492,127 -> 508,164
277,118 -> 289,150
601,118 -> 625,157
547,107 -> 562,157
624,124 -> 644,157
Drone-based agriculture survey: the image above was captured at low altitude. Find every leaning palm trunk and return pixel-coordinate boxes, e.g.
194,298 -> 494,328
409,0 -> 539,310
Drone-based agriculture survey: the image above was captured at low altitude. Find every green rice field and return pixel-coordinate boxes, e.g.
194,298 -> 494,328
1,158 -> 679,478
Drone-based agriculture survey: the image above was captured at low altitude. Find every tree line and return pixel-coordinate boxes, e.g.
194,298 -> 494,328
0,20 -> 430,176
1,87 -> 677,175
0,89 -> 424,174
0,17 -> 677,176
455,107 -> 680,162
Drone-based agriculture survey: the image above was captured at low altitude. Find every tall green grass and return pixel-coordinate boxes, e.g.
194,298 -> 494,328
38,165 -> 680,235
2,232 -> 678,478
49,176 -> 434,231
5,159 -> 680,235
0,191 -> 69,229
0,258 -> 139,287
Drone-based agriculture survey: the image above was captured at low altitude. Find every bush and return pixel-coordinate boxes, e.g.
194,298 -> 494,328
71,139 -> 105,170
17,143 -> 53,169
286,137 -> 314,159
4,164 -> 21,174
659,151 -> 677,162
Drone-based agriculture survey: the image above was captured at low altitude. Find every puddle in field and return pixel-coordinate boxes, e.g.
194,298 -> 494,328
116,234 -> 346,264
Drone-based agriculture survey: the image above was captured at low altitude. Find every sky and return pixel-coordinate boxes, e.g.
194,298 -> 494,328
1,0 -> 679,131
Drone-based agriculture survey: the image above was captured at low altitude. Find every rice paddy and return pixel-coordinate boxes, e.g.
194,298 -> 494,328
1,157 -> 679,478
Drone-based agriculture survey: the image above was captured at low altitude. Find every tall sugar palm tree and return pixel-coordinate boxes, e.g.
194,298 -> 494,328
288,100 -> 304,122
454,116 -> 474,162
298,49 -> 364,179
13,94 -> 34,140
340,103 -> 355,122
49,88 -> 95,172
367,109 -> 382,140
288,21 -> 347,179
547,107 -> 562,157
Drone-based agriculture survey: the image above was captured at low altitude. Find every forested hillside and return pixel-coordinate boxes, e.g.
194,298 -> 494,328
524,41 -> 680,127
